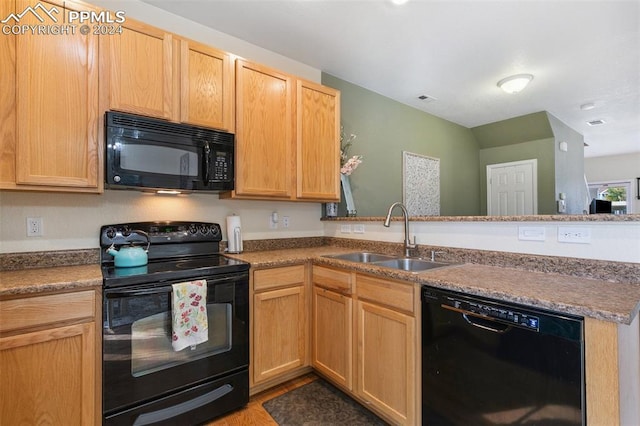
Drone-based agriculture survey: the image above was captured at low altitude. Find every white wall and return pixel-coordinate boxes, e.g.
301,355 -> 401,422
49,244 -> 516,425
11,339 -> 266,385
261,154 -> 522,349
0,191 -> 323,253
324,220 -> 640,263
584,153 -> 640,214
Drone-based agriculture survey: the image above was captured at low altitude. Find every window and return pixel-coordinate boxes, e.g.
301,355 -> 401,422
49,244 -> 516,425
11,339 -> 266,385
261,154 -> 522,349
587,180 -> 632,214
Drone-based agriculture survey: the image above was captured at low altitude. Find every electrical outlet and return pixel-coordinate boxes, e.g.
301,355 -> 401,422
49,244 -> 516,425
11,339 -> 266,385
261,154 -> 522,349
353,224 -> 365,234
282,216 -> 290,228
558,226 -> 591,244
27,217 -> 43,237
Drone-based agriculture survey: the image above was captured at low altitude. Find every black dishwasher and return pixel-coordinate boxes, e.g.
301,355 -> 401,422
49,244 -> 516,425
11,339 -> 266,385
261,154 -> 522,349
421,286 -> 585,425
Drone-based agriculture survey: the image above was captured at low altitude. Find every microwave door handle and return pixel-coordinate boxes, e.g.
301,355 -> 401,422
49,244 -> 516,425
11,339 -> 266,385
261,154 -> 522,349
203,141 -> 211,183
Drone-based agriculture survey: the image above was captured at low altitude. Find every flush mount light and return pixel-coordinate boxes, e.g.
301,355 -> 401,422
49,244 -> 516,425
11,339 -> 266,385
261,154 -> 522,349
497,74 -> 534,94
390,0 -> 410,4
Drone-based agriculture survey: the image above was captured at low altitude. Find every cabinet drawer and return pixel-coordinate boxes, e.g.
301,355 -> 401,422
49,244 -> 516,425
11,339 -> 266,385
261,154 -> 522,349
313,265 -> 352,293
254,264 -> 305,291
356,275 -> 414,314
0,290 -> 96,334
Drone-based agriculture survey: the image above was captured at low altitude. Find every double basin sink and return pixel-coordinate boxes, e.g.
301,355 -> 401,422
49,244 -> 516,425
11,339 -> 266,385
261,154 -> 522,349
323,252 -> 451,273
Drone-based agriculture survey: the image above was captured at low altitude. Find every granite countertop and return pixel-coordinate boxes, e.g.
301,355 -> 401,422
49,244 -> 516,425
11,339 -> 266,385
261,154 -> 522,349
3,246 -> 638,325
229,246 -> 640,325
0,264 -> 103,298
323,213 -> 640,222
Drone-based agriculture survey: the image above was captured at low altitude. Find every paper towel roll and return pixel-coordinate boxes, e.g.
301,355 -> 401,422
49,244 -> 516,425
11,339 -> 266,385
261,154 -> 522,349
226,215 -> 243,253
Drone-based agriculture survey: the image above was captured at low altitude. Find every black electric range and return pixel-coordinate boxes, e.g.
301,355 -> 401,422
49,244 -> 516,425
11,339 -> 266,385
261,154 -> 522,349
100,221 -> 249,287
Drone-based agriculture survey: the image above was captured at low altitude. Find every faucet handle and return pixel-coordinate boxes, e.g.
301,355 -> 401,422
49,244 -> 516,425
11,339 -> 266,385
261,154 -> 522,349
430,250 -> 444,262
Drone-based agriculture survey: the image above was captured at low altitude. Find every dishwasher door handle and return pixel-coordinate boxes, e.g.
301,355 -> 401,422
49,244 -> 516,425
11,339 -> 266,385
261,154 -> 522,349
462,313 -> 511,334
441,304 -> 512,334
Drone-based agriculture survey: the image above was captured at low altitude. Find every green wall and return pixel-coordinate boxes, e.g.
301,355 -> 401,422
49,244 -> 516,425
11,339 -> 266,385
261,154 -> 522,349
322,73 -> 481,216
322,75 -> 584,217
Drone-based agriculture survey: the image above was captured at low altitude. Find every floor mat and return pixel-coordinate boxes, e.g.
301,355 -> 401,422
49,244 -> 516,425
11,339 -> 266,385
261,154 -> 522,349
262,379 -> 388,425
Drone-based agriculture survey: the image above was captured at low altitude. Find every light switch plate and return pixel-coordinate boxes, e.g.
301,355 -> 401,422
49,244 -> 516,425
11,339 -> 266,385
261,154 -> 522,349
340,224 -> 352,233
353,224 -> 365,234
518,226 -> 545,241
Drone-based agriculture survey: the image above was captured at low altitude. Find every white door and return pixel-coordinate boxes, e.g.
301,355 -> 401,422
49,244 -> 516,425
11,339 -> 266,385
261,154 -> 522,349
487,159 -> 537,216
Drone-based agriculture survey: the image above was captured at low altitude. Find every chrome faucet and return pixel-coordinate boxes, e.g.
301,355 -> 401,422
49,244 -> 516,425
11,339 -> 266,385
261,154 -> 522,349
383,202 -> 417,257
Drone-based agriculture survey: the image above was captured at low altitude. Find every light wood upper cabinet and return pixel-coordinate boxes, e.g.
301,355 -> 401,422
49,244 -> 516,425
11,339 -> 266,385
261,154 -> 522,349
234,59 -> 295,198
0,289 -> 101,425
103,18 -> 176,120
0,0 -> 101,191
297,80 -> 340,200
252,265 -> 309,386
180,40 -> 234,132
227,60 -> 340,201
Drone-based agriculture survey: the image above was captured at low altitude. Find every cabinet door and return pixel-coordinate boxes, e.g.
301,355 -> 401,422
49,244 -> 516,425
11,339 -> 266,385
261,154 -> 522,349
0,322 -> 96,425
14,0 -> 100,190
0,0 -> 16,187
106,18 -> 175,120
297,80 -> 340,201
312,286 -> 353,390
235,60 -> 294,198
356,300 -> 416,425
180,40 -> 234,131
253,285 -> 306,383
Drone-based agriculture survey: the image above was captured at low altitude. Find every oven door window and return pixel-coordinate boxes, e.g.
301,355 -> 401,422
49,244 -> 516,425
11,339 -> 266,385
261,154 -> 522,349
130,303 -> 232,377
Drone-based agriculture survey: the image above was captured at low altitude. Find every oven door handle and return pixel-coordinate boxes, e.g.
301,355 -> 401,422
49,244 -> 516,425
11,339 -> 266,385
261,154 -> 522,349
105,275 -> 244,298
106,286 -> 173,298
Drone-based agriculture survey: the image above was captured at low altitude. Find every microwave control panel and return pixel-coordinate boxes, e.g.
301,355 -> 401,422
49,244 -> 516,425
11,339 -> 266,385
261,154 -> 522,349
212,151 -> 231,182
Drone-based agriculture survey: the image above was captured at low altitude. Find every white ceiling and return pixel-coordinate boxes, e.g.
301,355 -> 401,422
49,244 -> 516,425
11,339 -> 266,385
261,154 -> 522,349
145,0 -> 639,158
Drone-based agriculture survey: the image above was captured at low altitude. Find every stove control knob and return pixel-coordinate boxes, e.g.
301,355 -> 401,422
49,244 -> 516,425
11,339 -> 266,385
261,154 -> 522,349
121,226 -> 131,237
209,225 -> 220,236
199,224 -> 209,234
188,224 -> 198,234
105,227 -> 117,239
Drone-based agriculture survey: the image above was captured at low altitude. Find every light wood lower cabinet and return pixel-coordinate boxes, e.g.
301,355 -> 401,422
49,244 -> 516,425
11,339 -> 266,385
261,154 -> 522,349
312,265 -> 418,425
0,289 -> 101,425
252,264 -> 309,388
312,286 -> 353,390
355,274 -> 417,425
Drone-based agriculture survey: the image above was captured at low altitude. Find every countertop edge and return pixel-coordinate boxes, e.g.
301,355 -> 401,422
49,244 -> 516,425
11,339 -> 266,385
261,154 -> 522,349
232,249 -> 640,325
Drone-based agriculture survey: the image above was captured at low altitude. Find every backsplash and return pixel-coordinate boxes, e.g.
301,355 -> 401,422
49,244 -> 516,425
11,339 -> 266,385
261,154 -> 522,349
2,237 -> 638,285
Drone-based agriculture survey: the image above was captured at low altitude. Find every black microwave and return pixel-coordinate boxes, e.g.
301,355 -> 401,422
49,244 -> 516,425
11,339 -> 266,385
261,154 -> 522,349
105,111 -> 234,192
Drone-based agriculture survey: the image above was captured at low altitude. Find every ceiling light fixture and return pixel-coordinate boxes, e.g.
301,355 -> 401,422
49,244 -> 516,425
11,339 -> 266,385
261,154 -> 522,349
390,0 -> 410,5
497,74 -> 534,94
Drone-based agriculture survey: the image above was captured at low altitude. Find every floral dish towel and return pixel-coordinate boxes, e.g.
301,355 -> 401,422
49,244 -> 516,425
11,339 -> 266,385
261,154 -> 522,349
171,279 -> 209,351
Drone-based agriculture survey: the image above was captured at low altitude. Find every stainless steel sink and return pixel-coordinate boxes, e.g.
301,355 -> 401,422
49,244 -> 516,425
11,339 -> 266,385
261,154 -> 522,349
373,258 -> 451,272
324,252 -> 397,263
